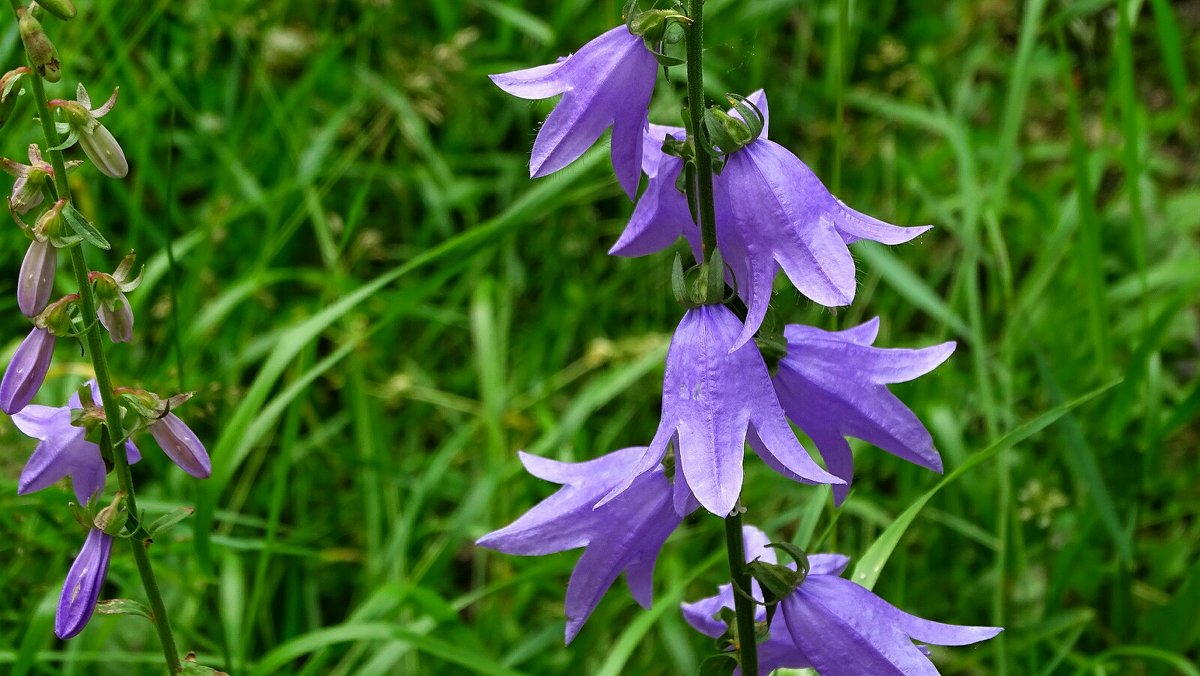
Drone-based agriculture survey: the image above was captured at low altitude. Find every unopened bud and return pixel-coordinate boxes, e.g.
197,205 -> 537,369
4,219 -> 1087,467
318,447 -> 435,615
37,0 -> 78,21
34,198 -> 67,240
18,10 -> 62,83
18,238 -> 57,317
91,273 -> 133,342
0,326 -> 56,414
0,68 -> 30,128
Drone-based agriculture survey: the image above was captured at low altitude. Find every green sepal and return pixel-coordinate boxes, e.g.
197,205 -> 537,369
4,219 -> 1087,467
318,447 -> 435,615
698,653 -> 738,676
650,49 -> 685,67
94,598 -> 152,620
147,506 -> 196,539
660,134 -> 691,161
67,501 -> 91,529
61,202 -> 111,250
670,253 -> 689,308
702,247 -> 726,305
702,108 -> 754,156
747,557 -> 806,604
93,493 -> 129,536
725,93 -> 765,141
767,541 -> 812,577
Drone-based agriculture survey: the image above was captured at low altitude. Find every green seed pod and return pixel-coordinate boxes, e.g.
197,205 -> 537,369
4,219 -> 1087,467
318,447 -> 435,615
37,0 -> 78,21
18,10 -> 62,83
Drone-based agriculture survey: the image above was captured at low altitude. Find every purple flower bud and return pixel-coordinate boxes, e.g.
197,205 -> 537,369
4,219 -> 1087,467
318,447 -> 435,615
0,326 -> 55,414
96,290 -> 133,343
150,412 -> 211,478
55,528 -> 112,639
18,238 -> 56,316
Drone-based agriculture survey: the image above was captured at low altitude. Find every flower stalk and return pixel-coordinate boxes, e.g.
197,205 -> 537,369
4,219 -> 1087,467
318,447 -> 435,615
685,0 -> 718,263
723,505 -> 759,675
15,10 -> 181,672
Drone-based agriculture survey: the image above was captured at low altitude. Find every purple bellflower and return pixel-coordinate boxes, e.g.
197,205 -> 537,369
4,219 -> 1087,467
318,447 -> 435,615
684,526 -> 1001,675
11,382 -> 141,503
773,318 -> 955,505
490,25 -> 657,199
601,304 -> 842,517
56,527 -> 113,639
612,90 -> 931,347
149,411 -> 211,478
477,446 -> 689,643
0,326 -> 55,414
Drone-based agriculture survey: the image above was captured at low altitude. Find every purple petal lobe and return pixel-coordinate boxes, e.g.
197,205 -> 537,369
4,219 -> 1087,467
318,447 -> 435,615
55,528 -> 113,639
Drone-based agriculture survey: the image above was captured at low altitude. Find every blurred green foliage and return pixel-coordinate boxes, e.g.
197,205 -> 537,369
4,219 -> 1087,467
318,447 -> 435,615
0,0 -> 1197,673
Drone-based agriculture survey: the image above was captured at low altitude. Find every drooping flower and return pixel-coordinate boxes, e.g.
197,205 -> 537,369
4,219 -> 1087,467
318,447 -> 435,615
683,526 -> 1001,675
18,238 -> 56,317
601,304 -> 842,517
1,143 -> 53,214
612,90 -> 931,347
149,412 -> 211,478
90,254 -> 141,343
773,318 -> 955,505
49,84 -> 128,179
11,382 -> 141,503
477,446 -> 689,643
491,25 -> 657,199
55,527 -> 112,639
0,327 -> 56,414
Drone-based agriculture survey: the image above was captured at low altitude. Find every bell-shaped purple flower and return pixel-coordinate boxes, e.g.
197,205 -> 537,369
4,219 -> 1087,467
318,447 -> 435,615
602,305 -> 842,517
491,25 -> 657,199
774,318 -> 955,505
11,383 -> 141,503
477,446 -> 689,643
56,527 -> 113,639
149,411 -> 211,478
0,326 -> 56,414
18,238 -> 56,317
612,90 -> 931,347
683,526 -> 1001,675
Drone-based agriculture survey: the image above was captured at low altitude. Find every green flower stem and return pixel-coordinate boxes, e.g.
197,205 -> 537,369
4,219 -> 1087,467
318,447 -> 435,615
723,505 -> 759,675
18,24 -> 182,676
686,0 -> 718,262
684,1 -> 760,672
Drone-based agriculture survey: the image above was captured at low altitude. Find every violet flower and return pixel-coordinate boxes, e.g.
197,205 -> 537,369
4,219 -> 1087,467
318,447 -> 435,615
491,25 -> 657,199
56,527 -> 112,639
601,304 -> 841,517
11,383 -> 141,503
149,411 -> 211,478
612,90 -> 931,347
0,326 -> 55,414
50,84 -> 128,179
684,526 -> 1001,675
773,318 -> 955,505
18,238 -> 56,317
477,446 -> 688,643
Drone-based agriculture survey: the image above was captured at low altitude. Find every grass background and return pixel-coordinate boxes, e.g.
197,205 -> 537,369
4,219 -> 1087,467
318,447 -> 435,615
1,0 -> 1198,673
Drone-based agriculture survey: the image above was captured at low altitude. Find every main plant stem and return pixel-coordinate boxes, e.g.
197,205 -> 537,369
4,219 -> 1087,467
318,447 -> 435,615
686,0 -> 718,262
683,2 -> 758,671
23,51 -> 181,675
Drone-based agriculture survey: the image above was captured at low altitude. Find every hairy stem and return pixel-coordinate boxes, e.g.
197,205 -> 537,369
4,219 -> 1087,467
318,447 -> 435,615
723,506 -> 759,675
21,35 -> 182,676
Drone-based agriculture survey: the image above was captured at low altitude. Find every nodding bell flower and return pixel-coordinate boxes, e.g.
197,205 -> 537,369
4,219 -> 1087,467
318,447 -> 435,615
10,380 -> 142,504
0,294 -> 75,414
90,252 -> 141,343
2,144 -> 55,214
149,412 -> 211,479
55,527 -> 112,639
50,84 -> 127,179
19,237 -> 57,317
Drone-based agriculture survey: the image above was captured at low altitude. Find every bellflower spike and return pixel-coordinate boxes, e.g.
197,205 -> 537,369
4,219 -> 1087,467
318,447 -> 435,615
773,318 -> 955,505
149,412 -> 211,478
602,304 -> 842,517
477,447 -> 689,643
490,25 -> 657,199
55,528 -> 113,639
18,238 -> 56,317
684,526 -> 1001,675
613,90 -> 931,347
11,383 -> 141,503
0,327 -> 55,414
50,84 -> 128,179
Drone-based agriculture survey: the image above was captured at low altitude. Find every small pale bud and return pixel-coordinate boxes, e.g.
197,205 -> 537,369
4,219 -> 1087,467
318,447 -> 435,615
18,10 -> 62,83
78,121 -> 129,179
18,238 -> 57,317
92,274 -> 133,343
